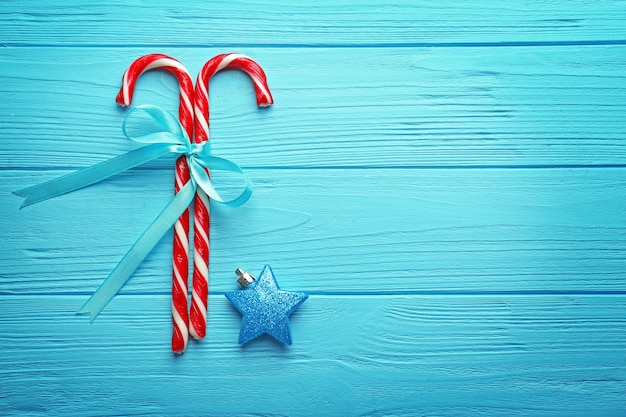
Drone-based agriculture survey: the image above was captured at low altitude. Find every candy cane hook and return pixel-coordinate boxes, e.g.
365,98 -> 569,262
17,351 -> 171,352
115,54 -> 194,354
190,53 -> 273,340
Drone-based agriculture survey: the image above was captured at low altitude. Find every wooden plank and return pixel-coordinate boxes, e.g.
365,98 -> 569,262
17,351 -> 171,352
1,295 -> 624,415
1,0 -> 625,46
3,167 -> 625,294
1,46 -> 625,169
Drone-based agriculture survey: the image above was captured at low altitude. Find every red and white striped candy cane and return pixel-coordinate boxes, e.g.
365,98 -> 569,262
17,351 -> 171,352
189,53 -> 273,340
115,54 -> 194,354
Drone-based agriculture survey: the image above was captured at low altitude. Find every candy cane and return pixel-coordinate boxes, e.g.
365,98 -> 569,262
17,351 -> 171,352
189,53 -> 273,340
115,54 -> 194,354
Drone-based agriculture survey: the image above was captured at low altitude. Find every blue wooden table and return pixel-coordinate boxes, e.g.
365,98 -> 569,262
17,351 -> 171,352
1,1 -> 625,415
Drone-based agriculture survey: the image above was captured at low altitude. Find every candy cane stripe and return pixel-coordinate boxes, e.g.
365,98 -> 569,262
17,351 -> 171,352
191,292 -> 207,319
194,218 -> 209,244
193,251 -> 208,277
174,221 -> 189,254
145,58 -> 188,73
215,53 -> 245,70
194,111 -> 210,141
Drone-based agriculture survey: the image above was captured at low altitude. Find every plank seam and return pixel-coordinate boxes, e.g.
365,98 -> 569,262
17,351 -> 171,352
4,40 -> 626,48
2,291 -> 626,297
6,164 -> 626,172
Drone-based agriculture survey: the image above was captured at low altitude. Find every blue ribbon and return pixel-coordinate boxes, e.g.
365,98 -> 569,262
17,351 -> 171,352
14,105 -> 253,321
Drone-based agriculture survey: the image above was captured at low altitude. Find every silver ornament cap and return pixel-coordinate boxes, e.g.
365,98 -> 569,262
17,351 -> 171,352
235,268 -> 255,288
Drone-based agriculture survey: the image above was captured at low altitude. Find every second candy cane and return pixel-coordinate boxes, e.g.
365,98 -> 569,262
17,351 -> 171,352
115,54 -> 194,354
189,54 -> 274,339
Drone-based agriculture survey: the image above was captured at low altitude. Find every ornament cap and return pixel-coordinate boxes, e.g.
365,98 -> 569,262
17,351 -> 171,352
235,268 -> 255,288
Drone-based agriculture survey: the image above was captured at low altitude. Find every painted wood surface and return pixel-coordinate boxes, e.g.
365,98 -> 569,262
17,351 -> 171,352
2,0 -> 626,46
2,46 -> 626,168
1,1 -> 625,416
3,168 -> 626,294
1,295 -> 625,416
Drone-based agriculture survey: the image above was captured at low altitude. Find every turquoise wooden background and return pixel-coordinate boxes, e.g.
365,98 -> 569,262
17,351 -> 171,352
1,1 -> 625,415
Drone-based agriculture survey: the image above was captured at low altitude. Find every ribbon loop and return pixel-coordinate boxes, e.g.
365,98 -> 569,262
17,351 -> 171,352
14,105 -> 253,320
189,155 -> 253,207
123,104 -> 189,145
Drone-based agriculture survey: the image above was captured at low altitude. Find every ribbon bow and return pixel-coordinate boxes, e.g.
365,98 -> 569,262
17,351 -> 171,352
14,105 -> 252,320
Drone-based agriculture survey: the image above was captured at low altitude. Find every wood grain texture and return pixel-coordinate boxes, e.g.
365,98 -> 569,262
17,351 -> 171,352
1,0 -> 626,46
1,46 -> 625,168
1,0 -> 626,415
3,168 -> 626,294
1,295 -> 625,416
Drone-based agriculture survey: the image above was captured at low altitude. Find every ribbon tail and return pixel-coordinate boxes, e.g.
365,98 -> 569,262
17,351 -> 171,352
14,143 -> 173,208
77,181 -> 196,321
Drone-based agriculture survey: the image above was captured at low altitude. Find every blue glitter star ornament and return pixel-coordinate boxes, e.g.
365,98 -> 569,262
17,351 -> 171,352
225,265 -> 308,345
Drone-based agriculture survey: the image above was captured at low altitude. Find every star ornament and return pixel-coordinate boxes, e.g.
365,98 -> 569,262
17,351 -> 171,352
225,265 -> 308,345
